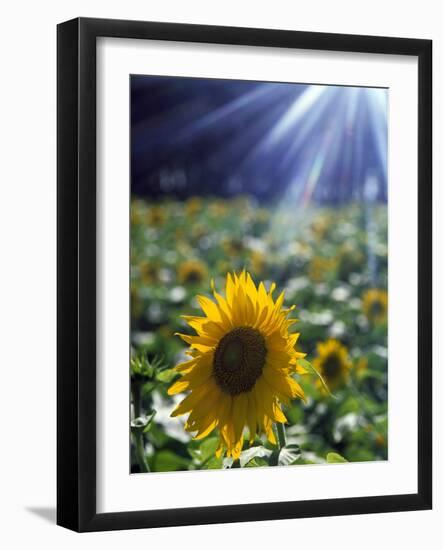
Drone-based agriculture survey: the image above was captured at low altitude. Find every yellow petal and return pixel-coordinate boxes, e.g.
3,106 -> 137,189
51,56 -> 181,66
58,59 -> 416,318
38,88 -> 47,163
174,357 -> 199,373
168,378 -> 190,395
232,393 -> 248,442
170,380 -> 215,417
197,295 -> 222,322
263,364 -> 305,401
264,416 -> 277,445
246,393 -> 257,443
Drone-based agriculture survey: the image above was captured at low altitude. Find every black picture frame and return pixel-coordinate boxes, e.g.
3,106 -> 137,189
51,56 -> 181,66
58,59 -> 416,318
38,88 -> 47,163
57,17 -> 432,532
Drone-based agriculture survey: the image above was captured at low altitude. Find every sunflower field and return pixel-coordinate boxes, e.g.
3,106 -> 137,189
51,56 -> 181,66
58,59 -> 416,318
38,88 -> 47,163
130,195 -> 388,473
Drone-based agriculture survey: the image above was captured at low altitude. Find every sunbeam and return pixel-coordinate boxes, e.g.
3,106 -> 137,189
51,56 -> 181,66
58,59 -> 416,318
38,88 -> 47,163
131,76 -> 387,205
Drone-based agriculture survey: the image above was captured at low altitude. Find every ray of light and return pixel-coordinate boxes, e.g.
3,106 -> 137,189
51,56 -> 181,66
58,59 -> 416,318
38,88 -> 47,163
366,89 -> 388,177
175,83 -> 282,141
131,76 -> 388,204
263,85 -> 327,148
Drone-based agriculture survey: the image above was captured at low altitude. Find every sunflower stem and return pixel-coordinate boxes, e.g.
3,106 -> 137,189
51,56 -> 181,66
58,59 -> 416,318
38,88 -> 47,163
132,380 -> 150,473
276,422 -> 287,449
134,431 -> 150,473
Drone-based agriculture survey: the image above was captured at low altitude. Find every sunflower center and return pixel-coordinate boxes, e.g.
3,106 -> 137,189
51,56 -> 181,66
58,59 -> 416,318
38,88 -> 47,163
185,269 -> 202,284
213,327 -> 266,395
369,300 -> 384,317
323,354 -> 342,379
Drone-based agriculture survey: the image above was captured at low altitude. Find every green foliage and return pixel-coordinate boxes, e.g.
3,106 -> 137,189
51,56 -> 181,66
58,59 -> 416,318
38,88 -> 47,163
188,437 -> 221,469
130,352 -> 169,381
239,446 -> 273,468
326,452 -> 348,463
245,457 -> 270,468
131,410 -> 156,434
278,444 -> 302,466
151,450 -> 190,472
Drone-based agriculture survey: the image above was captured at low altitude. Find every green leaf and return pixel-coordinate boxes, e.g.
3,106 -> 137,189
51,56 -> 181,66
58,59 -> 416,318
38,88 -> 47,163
337,396 -> 360,416
326,452 -> 348,463
187,448 -> 201,461
152,450 -> 189,472
200,437 -> 219,462
140,381 -> 156,397
298,357 -> 335,398
278,444 -> 301,466
239,445 -> 272,468
203,456 -> 224,470
155,368 -> 176,383
131,351 -> 169,379
245,457 -> 269,468
131,410 -> 156,433
188,437 -> 219,466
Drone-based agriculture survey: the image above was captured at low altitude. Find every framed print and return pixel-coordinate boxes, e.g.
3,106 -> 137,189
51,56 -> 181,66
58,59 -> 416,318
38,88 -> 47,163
57,17 -> 432,532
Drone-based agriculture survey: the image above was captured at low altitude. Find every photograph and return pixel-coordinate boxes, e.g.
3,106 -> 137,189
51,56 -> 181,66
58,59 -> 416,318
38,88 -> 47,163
129,75 -> 388,473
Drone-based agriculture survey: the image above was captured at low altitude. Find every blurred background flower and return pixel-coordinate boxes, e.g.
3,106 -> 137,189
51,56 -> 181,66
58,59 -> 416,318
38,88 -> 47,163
313,339 -> 352,392
362,288 -> 388,326
177,259 -> 208,286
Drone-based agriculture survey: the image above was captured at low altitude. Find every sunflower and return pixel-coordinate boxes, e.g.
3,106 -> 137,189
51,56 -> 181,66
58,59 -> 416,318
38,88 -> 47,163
190,223 -> 207,240
168,271 -> 307,459
313,339 -> 352,392
355,356 -> 369,379
223,237 -> 245,257
308,255 -> 338,283
250,250 -> 265,276
310,213 -> 332,241
177,259 -> 208,285
130,200 -> 143,227
185,196 -> 203,217
362,289 -> 388,325
147,205 -> 166,226
139,260 -> 160,285
209,199 -> 228,218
